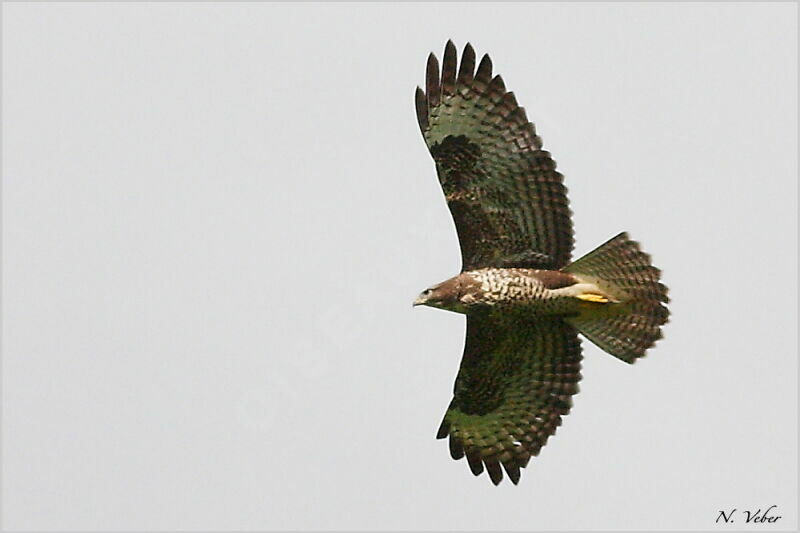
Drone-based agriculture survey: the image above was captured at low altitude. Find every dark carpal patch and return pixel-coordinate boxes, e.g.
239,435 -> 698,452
430,135 -> 482,190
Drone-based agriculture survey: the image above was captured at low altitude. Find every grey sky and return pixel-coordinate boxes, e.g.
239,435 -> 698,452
2,2 -> 796,530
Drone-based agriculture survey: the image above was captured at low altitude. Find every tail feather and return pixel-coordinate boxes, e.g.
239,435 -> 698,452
563,232 -> 669,363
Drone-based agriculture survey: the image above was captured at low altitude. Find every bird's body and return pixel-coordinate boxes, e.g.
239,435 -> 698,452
412,41 -> 669,485
418,268 -> 608,316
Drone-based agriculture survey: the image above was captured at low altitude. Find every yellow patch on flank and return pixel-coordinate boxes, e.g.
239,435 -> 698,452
576,293 -> 609,304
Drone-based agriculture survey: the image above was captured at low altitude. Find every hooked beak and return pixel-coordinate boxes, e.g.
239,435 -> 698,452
412,295 -> 427,307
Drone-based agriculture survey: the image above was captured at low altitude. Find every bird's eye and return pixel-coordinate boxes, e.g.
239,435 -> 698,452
423,289 -> 432,295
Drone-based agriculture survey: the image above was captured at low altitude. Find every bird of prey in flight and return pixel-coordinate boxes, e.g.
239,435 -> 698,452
413,41 -> 670,486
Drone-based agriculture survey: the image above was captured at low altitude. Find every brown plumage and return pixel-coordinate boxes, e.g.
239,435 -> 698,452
413,41 -> 670,485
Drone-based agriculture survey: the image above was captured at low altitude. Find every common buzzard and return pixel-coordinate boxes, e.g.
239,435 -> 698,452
413,41 -> 670,486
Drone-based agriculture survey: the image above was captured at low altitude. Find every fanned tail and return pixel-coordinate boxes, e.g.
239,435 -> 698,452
563,232 -> 669,363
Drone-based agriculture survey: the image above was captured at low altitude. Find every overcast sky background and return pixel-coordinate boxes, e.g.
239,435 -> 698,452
2,3 -> 797,531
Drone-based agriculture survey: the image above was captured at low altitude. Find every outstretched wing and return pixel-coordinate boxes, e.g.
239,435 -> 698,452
437,314 -> 582,485
416,41 -> 573,270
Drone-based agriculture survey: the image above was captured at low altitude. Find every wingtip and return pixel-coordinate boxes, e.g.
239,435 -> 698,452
448,434 -> 465,459
415,86 -> 429,132
415,85 -> 425,104
490,74 -> 506,94
441,40 -> 458,95
466,451 -> 484,476
458,42 -> 476,87
474,53 -> 493,87
426,52 -> 439,80
485,460 -> 504,485
503,462 -> 521,485
425,52 -> 440,104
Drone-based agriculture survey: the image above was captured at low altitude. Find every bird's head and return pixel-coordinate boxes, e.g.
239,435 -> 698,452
413,276 -> 465,312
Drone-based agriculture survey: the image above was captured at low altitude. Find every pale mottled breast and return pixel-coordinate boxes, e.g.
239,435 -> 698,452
465,268 -> 578,308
